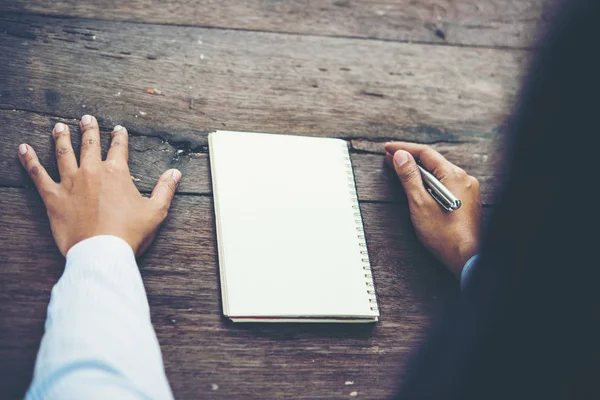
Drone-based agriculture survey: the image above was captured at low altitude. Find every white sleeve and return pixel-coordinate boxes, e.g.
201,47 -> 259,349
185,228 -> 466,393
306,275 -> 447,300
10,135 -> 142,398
26,235 -> 173,400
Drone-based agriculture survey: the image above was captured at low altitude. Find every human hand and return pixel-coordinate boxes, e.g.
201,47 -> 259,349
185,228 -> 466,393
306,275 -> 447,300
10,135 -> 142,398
385,142 -> 482,277
18,115 -> 182,257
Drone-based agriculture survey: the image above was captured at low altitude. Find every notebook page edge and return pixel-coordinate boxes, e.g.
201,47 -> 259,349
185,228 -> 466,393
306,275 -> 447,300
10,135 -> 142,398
208,132 -> 231,316
344,143 -> 380,318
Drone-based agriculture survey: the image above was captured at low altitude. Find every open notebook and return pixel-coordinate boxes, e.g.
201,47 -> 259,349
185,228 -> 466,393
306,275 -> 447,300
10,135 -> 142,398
209,131 -> 379,323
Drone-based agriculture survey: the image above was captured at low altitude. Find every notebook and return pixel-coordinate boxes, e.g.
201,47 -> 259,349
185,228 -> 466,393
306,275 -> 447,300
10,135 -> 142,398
209,131 -> 379,323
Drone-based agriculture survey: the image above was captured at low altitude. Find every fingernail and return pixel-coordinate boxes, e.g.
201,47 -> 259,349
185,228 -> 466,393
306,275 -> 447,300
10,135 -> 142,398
171,169 -> 182,182
393,150 -> 409,167
54,123 -> 65,133
113,125 -> 123,132
81,115 -> 92,125
19,144 -> 28,155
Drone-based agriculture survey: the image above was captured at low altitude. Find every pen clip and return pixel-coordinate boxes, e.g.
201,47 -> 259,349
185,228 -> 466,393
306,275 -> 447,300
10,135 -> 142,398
427,187 -> 452,211
426,187 -> 461,212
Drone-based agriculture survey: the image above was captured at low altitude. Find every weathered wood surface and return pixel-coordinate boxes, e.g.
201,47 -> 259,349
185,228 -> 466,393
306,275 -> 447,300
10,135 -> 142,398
0,0 -> 550,48
0,109 -> 501,204
0,1 -> 524,398
0,14 -> 525,147
0,187 -> 459,399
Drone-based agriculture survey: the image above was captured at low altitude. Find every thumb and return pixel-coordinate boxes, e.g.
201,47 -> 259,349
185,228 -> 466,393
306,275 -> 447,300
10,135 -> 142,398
392,150 -> 428,205
150,169 -> 182,212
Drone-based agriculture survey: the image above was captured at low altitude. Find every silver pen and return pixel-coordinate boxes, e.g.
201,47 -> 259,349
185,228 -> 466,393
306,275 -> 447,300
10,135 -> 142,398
417,164 -> 462,211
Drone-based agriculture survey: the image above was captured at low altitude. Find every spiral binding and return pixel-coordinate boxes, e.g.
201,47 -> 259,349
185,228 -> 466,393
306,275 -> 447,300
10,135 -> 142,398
341,142 -> 379,314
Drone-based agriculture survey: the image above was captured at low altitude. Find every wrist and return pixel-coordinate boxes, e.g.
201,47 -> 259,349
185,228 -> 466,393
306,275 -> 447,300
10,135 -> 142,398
448,239 -> 479,277
59,230 -> 139,258
65,235 -> 136,261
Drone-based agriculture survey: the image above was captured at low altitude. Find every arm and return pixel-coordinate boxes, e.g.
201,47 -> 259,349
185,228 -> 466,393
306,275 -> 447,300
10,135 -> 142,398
18,116 -> 182,399
27,236 -> 172,400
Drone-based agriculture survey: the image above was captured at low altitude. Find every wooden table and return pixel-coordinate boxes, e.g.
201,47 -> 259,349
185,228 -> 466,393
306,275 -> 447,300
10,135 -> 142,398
0,1 -> 544,398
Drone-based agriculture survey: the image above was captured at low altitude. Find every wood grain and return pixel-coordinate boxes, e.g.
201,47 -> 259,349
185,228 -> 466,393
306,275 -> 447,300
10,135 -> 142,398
0,187 -> 458,399
0,109 -> 501,204
0,0 -> 551,48
0,2 -> 517,399
0,14 -> 525,147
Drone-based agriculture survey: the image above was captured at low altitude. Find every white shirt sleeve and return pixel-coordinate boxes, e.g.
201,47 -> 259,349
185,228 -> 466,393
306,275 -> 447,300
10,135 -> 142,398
26,235 -> 174,400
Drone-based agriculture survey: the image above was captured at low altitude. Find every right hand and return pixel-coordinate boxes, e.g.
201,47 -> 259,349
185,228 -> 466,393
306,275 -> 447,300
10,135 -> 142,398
385,142 -> 482,277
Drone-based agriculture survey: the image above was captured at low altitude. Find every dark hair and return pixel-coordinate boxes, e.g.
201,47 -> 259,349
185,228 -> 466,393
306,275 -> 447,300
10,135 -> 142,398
396,1 -> 600,398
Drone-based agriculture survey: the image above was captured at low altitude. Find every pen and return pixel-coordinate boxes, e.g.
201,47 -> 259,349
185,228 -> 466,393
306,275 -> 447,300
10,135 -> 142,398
417,164 -> 462,211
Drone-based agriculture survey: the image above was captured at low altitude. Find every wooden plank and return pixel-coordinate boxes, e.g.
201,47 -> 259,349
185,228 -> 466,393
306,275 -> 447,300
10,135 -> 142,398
351,138 -> 503,205
0,109 -> 501,204
0,15 -> 525,146
0,0 -> 550,48
0,109 -> 211,194
0,187 -> 458,399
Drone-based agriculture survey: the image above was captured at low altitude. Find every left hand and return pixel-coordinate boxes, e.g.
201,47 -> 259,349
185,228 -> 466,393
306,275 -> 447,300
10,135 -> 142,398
18,115 -> 182,257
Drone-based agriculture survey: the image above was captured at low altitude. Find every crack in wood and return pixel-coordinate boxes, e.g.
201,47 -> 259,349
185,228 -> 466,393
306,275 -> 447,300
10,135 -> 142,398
0,107 -> 208,154
0,107 -> 487,159
0,11 -> 537,51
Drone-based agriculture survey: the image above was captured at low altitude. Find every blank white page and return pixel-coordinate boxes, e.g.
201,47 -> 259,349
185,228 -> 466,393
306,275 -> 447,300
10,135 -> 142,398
209,131 -> 379,321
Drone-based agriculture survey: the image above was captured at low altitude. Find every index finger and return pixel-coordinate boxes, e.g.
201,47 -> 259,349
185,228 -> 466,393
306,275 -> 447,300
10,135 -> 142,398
384,142 -> 458,180
18,144 -> 58,196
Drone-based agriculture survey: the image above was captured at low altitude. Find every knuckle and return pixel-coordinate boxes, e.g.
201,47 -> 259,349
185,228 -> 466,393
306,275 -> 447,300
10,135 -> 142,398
400,165 -> 421,184
163,178 -> 178,194
159,205 -> 169,219
105,159 -> 127,173
410,191 -> 428,208
80,163 -> 98,175
153,202 -> 169,220
111,129 -> 127,139
41,186 -> 60,202
81,121 -> 98,133
52,130 -> 70,140
455,167 -> 468,178
45,190 -> 69,214
23,152 -> 37,165
81,138 -> 100,148
29,165 -> 41,177
421,146 -> 436,160
105,159 -> 118,170
56,147 -> 73,159
421,145 -> 434,153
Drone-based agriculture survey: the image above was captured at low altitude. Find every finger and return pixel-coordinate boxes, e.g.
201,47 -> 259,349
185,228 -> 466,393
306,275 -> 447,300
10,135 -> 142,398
52,122 -> 78,178
385,142 -> 457,179
79,115 -> 101,165
392,150 -> 431,207
106,125 -> 129,163
18,144 -> 57,195
150,169 -> 182,214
